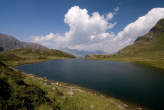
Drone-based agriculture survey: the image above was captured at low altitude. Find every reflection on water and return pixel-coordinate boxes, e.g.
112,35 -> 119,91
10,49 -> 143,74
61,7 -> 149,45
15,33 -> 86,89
17,59 -> 164,110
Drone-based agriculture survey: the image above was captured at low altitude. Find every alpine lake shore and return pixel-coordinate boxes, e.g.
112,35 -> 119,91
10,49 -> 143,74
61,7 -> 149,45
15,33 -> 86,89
0,48 -> 149,110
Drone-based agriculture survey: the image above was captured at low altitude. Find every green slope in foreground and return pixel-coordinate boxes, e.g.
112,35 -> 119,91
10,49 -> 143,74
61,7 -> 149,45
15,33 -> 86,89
86,19 -> 164,70
0,48 -> 145,110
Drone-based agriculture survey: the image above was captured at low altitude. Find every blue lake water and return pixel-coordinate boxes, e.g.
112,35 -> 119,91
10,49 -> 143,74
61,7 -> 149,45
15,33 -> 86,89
16,59 -> 164,110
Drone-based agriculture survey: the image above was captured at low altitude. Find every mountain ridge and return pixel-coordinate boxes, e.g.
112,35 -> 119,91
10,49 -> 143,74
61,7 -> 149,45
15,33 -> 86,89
62,48 -> 106,57
85,19 -> 164,70
0,33 -> 48,51
117,19 -> 164,56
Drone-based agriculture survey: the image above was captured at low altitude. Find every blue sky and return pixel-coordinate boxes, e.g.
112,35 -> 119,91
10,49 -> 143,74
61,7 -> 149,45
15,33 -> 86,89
1,0 -> 164,53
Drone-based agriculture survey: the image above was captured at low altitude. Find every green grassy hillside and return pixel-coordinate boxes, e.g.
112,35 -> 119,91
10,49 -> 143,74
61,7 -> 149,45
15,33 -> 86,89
0,48 -> 76,66
86,19 -> 164,70
0,62 -> 56,110
0,50 -> 143,110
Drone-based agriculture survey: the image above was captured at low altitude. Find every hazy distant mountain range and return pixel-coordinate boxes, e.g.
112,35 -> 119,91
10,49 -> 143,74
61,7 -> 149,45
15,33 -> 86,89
0,33 -> 106,57
0,33 -> 48,51
62,48 -> 106,57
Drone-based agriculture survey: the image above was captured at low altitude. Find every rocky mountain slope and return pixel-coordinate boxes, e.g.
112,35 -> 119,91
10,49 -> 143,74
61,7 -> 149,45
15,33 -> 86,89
0,33 -> 48,51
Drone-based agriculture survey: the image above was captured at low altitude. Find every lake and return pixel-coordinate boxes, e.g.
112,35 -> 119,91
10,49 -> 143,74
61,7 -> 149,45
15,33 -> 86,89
16,59 -> 164,110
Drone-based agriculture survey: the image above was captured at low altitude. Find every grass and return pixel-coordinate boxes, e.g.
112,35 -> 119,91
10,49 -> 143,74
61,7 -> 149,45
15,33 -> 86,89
0,62 -> 54,110
88,56 -> 164,70
24,71 -> 144,110
0,48 -> 76,66
85,32 -> 164,70
0,48 -> 147,110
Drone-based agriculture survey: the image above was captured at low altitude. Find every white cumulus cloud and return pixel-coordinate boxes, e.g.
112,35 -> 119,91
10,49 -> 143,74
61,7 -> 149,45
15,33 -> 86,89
106,12 -> 114,20
32,6 -> 164,54
106,7 -> 119,21
115,8 -> 164,47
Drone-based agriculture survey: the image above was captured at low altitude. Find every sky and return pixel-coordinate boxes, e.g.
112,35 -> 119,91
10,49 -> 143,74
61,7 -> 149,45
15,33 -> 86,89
1,0 -> 164,53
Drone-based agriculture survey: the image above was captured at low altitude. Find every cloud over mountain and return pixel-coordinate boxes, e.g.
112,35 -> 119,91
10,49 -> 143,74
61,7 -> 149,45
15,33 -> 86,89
32,6 -> 164,54
116,8 -> 164,47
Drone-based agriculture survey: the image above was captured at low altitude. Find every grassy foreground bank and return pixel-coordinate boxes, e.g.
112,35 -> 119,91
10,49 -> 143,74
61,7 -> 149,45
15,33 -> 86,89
0,48 -> 147,110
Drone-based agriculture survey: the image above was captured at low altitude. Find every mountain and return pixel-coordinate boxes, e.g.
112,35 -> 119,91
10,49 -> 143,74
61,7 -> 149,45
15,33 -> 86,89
0,33 -> 48,51
85,19 -> 164,69
116,19 -> 164,56
62,48 -> 106,57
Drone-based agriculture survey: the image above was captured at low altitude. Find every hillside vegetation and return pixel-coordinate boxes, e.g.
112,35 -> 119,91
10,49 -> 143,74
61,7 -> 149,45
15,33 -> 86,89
86,19 -> 164,70
0,61 -> 144,110
0,48 -> 76,66
0,48 -> 144,110
0,62 -> 56,110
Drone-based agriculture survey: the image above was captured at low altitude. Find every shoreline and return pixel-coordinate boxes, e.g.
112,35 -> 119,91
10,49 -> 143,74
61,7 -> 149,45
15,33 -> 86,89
10,57 -> 68,67
85,57 -> 164,71
22,71 -> 147,110
14,58 -> 150,110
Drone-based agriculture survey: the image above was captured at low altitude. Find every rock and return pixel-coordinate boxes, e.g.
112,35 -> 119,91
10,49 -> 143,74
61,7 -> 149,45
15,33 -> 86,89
123,104 -> 128,108
137,108 -> 142,110
67,88 -> 74,96
90,105 -> 94,109
56,82 -> 59,86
